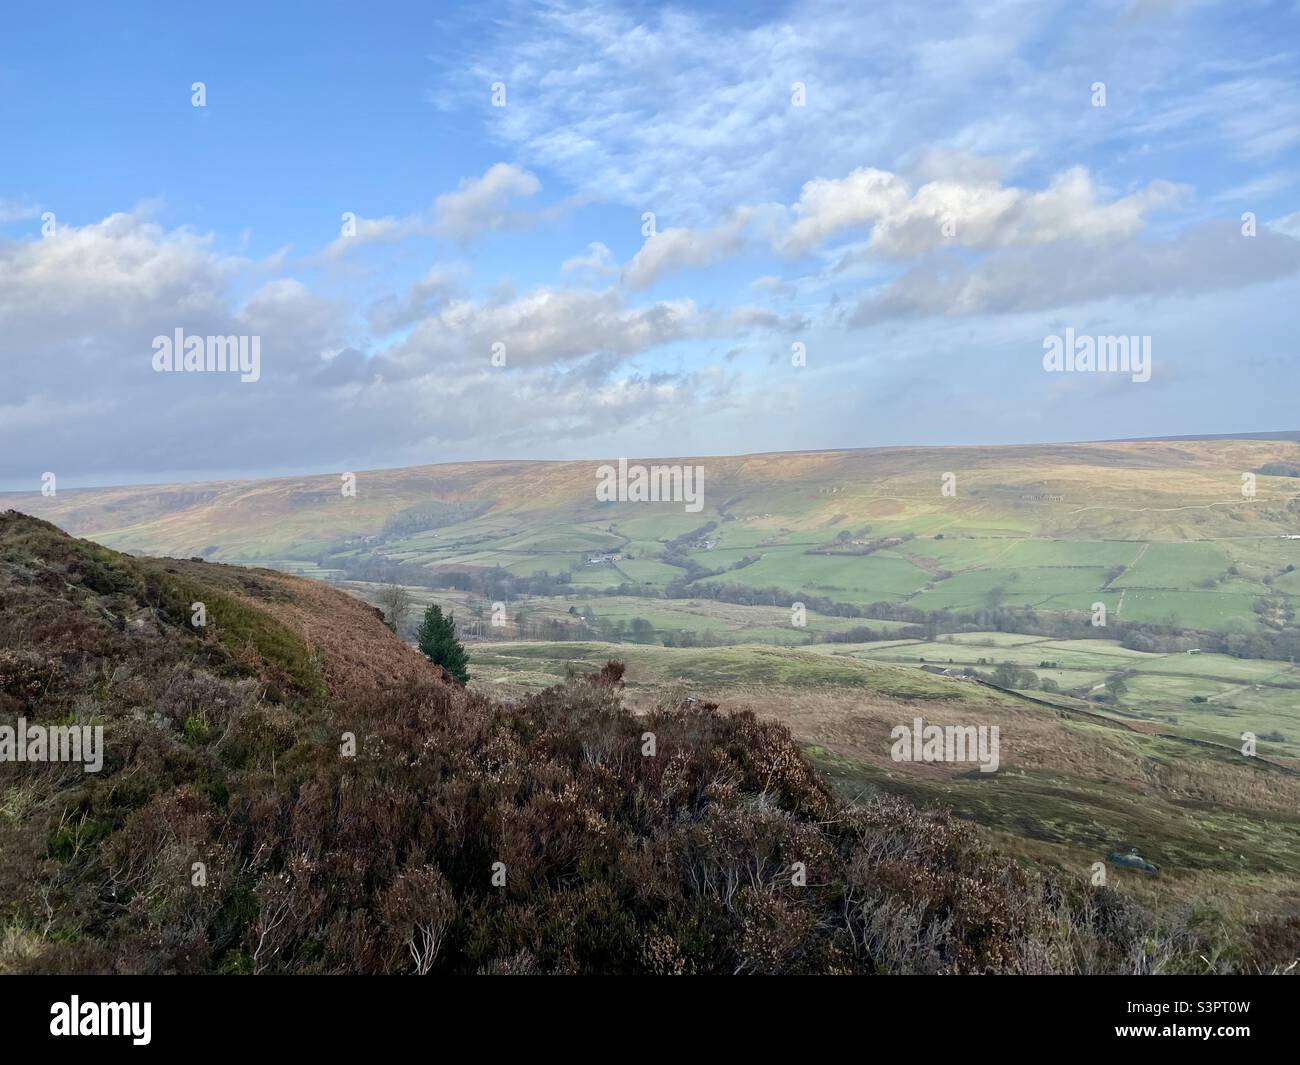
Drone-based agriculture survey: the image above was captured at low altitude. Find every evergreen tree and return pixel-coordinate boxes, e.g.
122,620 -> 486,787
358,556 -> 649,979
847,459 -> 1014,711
416,605 -> 470,684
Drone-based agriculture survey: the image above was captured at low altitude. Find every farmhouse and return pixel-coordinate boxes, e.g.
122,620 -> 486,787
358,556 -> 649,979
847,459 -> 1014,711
919,664 -> 961,677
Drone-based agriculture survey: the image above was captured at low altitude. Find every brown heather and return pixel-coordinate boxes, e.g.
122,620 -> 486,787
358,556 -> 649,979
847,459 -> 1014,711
0,511 -> 1277,974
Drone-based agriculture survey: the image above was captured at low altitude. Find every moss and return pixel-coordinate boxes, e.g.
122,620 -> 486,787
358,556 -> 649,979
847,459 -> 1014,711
166,579 -> 327,701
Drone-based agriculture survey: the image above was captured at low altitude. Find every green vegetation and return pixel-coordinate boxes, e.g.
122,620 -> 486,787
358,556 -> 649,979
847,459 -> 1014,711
416,604 -> 470,684
18,440 -> 1300,643
168,579 -> 328,701
836,633 -> 1300,759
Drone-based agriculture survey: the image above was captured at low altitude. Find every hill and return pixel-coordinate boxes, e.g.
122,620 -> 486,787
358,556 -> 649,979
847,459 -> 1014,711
9,437 -> 1300,638
3,510 -> 1293,974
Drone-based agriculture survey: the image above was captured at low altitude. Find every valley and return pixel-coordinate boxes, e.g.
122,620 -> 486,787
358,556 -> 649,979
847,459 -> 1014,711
8,436 -> 1300,938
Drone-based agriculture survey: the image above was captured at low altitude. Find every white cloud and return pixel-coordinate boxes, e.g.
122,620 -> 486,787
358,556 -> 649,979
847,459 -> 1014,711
321,213 -> 426,260
318,163 -> 546,259
561,241 -> 617,278
0,210 -> 238,347
751,275 -> 796,298
850,220 -> 1300,323
366,267 -> 462,333
726,305 -> 808,333
779,165 -> 1187,258
0,198 -> 39,223
1268,210 -> 1300,239
433,162 -> 541,240
779,169 -> 911,256
621,210 -> 753,289
0,208 -> 733,483
381,285 -> 701,374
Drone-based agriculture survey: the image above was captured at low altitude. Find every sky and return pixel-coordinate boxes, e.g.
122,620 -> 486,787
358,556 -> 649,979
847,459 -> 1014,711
1,0 -> 1298,490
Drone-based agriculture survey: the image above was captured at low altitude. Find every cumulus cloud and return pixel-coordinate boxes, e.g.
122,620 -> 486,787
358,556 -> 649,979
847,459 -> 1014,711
850,220 -> 1300,323
607,162 -> 1189,287
779,166 -> 1187,258
378,286 -> 701,375
621,210 -> 754,289
779,169 -> 910,256
318,163 -> 545,260
561,241 -> 617,279
0,210 -> 239,382
433,162 -> 541,240
0,210 -> 732,484
321,212 -> 426,260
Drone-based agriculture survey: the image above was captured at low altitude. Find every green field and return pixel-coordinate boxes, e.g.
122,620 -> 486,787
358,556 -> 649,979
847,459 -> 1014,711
832,633 -> 1300,760
345,515 -> 1300,634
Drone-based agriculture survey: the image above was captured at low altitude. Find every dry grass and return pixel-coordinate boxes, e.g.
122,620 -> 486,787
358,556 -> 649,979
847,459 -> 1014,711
0,921 -> 44,974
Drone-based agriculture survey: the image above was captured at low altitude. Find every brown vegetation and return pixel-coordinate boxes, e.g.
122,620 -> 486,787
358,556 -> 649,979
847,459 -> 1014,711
0,512 -> 1281,974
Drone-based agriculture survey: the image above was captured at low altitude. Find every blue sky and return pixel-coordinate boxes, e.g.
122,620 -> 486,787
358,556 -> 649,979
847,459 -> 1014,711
1,0 -> 1298,488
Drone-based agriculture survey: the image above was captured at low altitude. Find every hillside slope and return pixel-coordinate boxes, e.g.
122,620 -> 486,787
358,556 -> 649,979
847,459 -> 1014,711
476,641 -> 1300,900
3,511 -> 1290,974
10,438 -> 1298,639
11,438 -> 1300,560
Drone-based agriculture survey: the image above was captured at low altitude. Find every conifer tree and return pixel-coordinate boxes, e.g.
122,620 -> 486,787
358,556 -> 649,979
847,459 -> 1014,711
416,604 -> 470,684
